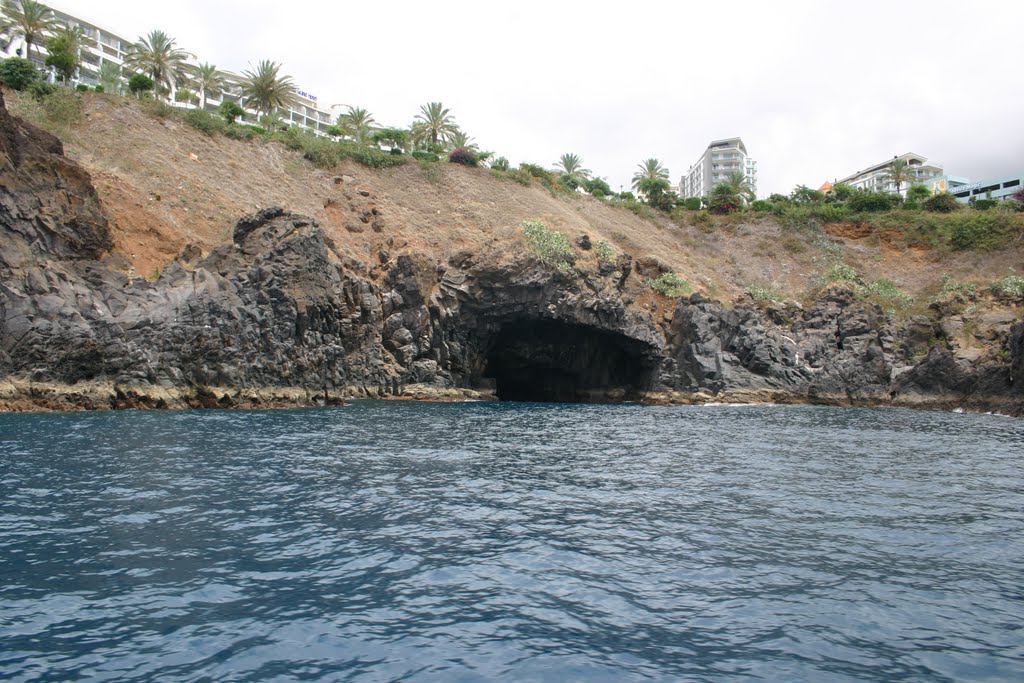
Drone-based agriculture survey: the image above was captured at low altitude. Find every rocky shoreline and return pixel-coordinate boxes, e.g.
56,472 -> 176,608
1,90 -> 1021,416
3,377 -> 1019,416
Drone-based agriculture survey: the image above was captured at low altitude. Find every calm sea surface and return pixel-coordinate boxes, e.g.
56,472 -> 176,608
1,403 -> 1022,682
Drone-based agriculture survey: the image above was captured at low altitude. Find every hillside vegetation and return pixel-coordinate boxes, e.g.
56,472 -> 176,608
10,91 -> 1024,315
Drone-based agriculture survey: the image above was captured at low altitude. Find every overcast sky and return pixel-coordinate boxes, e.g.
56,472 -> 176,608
52,0 -> 1024,197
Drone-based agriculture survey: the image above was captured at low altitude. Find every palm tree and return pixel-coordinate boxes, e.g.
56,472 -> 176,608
337,106 -> 376,144
631,158 -> 669,192
239,59 -> 296,119
98,61 -> 121,94
449,129 -> 476,150
52,22 -> 82,51
556,153 -> 591,181
1,0 -> 57,60
188,63 -> 224,110
414,101 -> 459,147
883,158 -> 913,195
720,171 -> 756,204
123,30 -> 191,99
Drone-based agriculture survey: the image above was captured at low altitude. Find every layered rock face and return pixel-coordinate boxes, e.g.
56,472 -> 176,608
0,92 -> 1021,413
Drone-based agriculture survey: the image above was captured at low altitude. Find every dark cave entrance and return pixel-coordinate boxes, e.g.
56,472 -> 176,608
482,319 -> 658,403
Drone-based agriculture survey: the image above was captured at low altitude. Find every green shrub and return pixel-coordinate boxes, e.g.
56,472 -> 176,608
490,156 -> 510,171
507,168 -> 533,186
649,273 -> 692,297
412,150 -> 440,162
94,85 -> 104,93
26,80 -> 57,100
751,199 -> 772,212
346,145 -> 407,169
594,240 -> 615,263
128,72 -> 154,96
40,89 -> 83,126
826,263 -> 860,283
971,198 -> 998,210
906,184 -> 932,203
584,177 -> 612,197
371,127 -> 409,152
923,192 -> 960,213
224,123 -> 257,140
141,97 -> 174,118
418,157 -> 443,183
708,184 -> 741,214
219,100 -> 245,124
949,213 -> 1012,250
745,284 -> 782,301
830,183 -> 855,201
812,204 -> 850,223
267,128 -> 408,169
939,274 -> 977,296
75,83 -> 89,92
684,197 -> 704,211
519,162 -> 550,179
990,275 -> 1024,297
861,278 -> 913,308
184,108 -> 226,136
791,185 -> 825,204
0,57 -> 41,90
614,197 -> 655,220
848,190 -> 898,212
522,220 -> 574,269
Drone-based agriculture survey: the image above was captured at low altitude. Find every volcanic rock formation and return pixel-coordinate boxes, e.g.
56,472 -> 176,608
0,90 -> 1021,413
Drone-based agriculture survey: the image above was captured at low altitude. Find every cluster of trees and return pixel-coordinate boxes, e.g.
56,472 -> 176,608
757,181 -> 977,215
0,1 -> 297,126
325,101 -> 488,164
12,1 -> 1014,219
0,2 -> 716,204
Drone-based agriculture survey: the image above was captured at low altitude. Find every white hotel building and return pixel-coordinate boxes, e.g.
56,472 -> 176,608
0,1 -> 335,134
679,138 -> 757,199
836,153 -> 944,195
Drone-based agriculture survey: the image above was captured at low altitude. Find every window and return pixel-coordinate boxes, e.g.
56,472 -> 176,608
1003,179 -> 1020,188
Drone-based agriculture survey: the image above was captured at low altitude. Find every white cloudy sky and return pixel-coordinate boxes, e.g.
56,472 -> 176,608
52,0 -> 1024,196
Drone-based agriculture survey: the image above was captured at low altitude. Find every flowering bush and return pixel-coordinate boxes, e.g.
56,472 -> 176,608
448,147 -> 479,166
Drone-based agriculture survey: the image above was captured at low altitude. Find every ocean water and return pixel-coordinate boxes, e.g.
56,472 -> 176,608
1,403 -> 1022,682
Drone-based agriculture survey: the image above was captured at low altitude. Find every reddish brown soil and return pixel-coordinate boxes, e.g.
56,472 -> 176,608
11,92 -> 1024,306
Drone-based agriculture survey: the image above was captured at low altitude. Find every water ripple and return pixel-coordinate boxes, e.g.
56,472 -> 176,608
1,403 -> 1022,681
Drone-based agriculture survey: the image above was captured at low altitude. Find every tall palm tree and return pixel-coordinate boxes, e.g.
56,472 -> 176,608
631,158 -> 669,192
721,171 -> 756,204
882,158 -> 913,195
239,60 -> 296,119
1,0 -> 57,60
337,105 -> 375,144
189,62 -> 224,110
414,101 -> 459,147
123,30 -> 191,99
556,153 -> 591,181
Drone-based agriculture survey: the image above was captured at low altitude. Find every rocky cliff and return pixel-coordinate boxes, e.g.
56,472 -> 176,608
1,91 -> 1021,414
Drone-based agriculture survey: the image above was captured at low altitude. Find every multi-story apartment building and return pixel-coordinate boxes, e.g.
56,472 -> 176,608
945,173 -> 1023,203
0,1 -> 335,134
679,138 -> 757,199
837,153 -> 943,195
